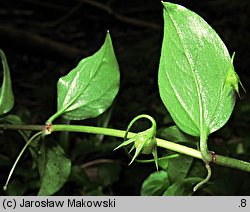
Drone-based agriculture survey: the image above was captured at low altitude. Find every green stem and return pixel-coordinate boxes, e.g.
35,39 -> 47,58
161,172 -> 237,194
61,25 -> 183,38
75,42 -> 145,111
132,154 -> 180,163
198,129 -> 212,191
1,124 -> 250,172
0,124 -> 44,131
214,154 -> 250,171
193,163 -> 211,192
3,131 -> 43,191
200,128 -> 212,163
46,110 -> 64,124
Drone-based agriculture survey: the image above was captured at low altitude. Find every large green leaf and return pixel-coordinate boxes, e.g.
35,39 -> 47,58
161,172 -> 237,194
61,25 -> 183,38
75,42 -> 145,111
38,144 -> 71,195
0,49 -> 14,116
140,170 -> 170,196
158,2 -> 237,137
50,32 -> 119,122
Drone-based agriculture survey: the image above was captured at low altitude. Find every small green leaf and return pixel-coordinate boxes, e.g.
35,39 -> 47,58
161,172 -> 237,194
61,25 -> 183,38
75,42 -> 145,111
0,49 -> 14,116
48,32 -> 119,122
158,2 -> 237,137
38,144 -> 71,195
140,171 -> 170,196
163,177 -> 203,196
158,157 -> 169,170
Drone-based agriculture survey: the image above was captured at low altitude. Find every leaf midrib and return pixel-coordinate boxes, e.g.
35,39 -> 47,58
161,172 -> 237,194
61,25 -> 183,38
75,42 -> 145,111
164,8 -> 203,134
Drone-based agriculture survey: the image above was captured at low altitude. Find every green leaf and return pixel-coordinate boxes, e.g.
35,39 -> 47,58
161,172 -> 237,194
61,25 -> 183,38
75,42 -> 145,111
49,32 -> 120,122
38,144 -> 71,195
167,155 -> 193,183
140,170 -> 170,196
163,177 -> 203,196
0,49 -> 14,116
186,159 -> 208,179
158,157 -> 169,170
158,2 -> 237,137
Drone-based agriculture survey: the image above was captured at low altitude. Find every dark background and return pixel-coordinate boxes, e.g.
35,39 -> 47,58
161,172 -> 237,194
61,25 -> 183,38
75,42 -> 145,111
0,0 -> 250,195
0,0 -> 249,123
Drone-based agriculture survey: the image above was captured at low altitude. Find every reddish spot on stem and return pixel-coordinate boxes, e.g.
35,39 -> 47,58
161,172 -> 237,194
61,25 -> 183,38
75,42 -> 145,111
44,123 -> 52,135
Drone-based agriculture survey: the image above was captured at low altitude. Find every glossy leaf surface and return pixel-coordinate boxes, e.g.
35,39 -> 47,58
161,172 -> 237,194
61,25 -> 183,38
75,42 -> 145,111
55,32 -> 119,121
158,2 -> 237,136
0,49 -> 14,116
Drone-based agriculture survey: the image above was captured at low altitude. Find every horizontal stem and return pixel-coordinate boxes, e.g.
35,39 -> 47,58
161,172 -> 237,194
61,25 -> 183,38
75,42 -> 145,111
1,123 -> 250,172
214,154 -> 250,172
51,124 -> 203,158
0,124 -> 44,131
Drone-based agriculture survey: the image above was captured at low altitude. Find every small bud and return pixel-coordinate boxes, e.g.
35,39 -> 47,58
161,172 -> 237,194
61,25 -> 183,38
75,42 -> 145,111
114,114 -> 158,170
225,52 -> 246,98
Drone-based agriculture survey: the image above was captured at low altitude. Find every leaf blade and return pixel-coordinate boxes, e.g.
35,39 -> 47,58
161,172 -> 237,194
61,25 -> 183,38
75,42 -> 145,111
0,49 -> 14,116
140,170 -> 170,196
54,32 -> 119,121
158,2 -> 236,137
38,144 -> 71,196
167,155 -> 193,183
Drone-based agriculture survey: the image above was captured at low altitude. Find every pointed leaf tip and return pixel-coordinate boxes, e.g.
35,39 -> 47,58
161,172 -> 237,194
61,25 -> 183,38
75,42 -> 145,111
49,32 -> 120,122
158,2 -> 237,136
